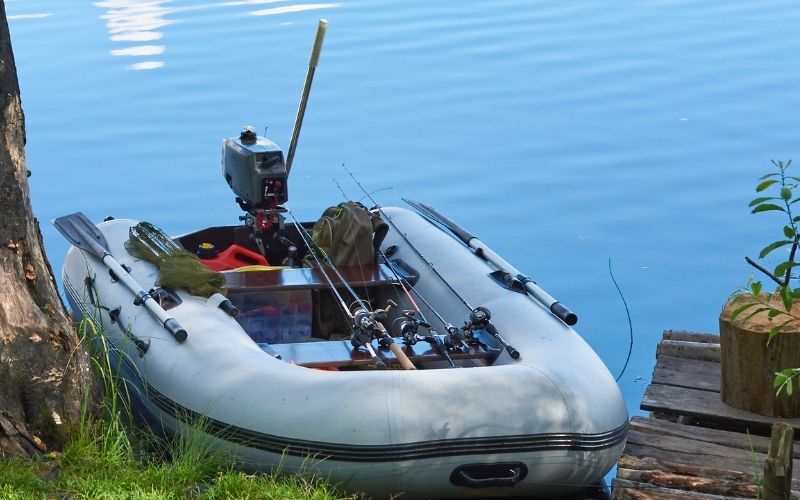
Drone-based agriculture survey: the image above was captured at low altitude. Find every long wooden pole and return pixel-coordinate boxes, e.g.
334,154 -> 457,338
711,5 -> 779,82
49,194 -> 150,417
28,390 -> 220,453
286,19 -> 327,175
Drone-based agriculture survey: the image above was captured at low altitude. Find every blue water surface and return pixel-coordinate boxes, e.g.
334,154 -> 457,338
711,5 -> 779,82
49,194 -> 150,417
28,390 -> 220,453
7,0 -> 800,429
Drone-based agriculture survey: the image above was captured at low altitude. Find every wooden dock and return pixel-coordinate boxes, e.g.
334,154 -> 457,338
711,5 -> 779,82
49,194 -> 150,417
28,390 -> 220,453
612,331 -> 800,499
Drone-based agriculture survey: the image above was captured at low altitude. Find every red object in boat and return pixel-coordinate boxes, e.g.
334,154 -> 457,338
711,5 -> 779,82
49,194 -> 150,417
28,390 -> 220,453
199,244 -> 268,271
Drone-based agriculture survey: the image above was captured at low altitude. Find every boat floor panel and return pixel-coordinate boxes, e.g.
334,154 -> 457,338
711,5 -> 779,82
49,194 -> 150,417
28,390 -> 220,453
269,339 -> 497,368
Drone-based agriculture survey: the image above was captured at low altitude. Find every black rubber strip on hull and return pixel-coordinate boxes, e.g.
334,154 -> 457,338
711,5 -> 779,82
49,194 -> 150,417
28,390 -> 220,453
67,286 -> 628,464
135,351 -> 626,463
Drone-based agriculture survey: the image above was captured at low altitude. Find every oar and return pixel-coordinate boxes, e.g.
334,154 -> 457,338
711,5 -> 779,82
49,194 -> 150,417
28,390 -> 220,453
53,212 -> 188,343
403,199 -> 578,326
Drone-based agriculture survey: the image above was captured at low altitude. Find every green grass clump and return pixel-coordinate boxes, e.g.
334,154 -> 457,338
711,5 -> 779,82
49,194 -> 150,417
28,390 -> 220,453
0,318 -> 353,499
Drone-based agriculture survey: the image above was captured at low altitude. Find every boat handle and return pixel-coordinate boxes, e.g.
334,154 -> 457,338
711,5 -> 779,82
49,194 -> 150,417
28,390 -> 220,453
450,462 -> 527,488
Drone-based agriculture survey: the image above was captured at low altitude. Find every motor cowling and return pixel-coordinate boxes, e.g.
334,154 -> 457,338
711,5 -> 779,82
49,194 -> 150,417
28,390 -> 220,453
222,126 -> 288,210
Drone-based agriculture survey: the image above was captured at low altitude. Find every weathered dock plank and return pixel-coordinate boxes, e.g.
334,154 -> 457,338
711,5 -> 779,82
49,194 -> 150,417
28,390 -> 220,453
652,355 -> 719,392
613,331 -> 800,498
613,477 -> 753,499
663,330 -> 724,343
641,383 -> 800,435
629,416 -> 800,459
656,339 -> 720,362
616,468 -> 758,497
624,420 -> 800,490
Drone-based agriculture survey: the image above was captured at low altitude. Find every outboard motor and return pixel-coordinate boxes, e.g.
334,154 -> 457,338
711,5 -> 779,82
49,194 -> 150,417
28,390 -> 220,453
222,126 -> 288,255
222,125 -> 288,211
221,20 -> 327,259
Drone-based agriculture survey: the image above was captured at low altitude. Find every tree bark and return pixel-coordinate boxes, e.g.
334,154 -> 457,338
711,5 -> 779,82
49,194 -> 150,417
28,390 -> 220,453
720,295 -> 800,417
0,4 -> 95,457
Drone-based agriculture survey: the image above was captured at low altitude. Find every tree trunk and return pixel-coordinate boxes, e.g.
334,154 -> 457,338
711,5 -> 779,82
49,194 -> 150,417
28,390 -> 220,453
720,295 -> 800,417
0,4 -> 95,457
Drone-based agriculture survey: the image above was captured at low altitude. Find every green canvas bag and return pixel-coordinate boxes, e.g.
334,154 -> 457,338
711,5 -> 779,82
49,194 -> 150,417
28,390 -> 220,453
308,201 -> 387,267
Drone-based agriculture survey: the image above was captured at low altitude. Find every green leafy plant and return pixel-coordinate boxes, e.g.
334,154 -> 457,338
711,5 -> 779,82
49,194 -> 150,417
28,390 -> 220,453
774,368 -> 800,397
731,159 -> 800,398
731,160 -> 800,341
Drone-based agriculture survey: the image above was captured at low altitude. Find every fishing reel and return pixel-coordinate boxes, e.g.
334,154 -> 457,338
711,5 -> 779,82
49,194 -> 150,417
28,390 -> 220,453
350,301 -> 377,348
350,327 -> 373,349
469,306 -> 491,327
464,306 -> 520,360
350,299 -> 396,347
392,310 -> 433,346
459,307 -> 493,350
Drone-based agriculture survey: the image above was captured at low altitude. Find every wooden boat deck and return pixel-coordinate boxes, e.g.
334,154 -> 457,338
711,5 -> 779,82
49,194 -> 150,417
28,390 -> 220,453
612,330 -> 800,499
268,337 -> 498,368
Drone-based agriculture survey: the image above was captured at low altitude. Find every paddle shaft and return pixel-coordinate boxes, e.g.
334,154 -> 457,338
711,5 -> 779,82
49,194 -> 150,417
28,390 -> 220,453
71,223 -> 187,343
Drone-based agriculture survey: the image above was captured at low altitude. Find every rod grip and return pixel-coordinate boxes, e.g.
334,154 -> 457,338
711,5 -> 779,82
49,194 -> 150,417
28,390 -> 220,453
309,19 -> 328,68
485,323 -> 520,360
164,318 -> 188,343
389,342 -> 416,370
550,302 -> 578,326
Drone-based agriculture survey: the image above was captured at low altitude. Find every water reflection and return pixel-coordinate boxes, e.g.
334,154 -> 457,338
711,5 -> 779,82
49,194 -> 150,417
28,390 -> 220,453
94,0 -> 341,71
6,13 -> 53,21
94,0 -> 174,71
249,4 -> 341,16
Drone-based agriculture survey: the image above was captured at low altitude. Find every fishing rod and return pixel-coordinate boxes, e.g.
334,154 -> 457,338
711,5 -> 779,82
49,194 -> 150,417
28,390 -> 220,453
344,168 -> 520,360
393,310 -> 456,367
285,209 -> 385,369
331,179 -> 472,363
286,208 -> 416,369
379,255 -> 478,359
351,299 -> 416,370
402,198 -> 578,326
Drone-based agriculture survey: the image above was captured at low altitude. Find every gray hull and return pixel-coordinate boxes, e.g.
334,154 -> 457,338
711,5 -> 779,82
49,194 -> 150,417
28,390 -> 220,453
62,208 -> 627,499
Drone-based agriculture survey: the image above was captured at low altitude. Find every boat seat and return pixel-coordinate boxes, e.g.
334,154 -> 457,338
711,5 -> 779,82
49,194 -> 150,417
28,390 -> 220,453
224,263 -> 397,292
267,338 -> 501,369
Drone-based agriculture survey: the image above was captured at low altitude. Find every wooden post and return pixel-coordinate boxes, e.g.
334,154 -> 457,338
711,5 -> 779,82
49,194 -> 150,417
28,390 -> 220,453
719,295 -> 800,417
761,422 -> 794,500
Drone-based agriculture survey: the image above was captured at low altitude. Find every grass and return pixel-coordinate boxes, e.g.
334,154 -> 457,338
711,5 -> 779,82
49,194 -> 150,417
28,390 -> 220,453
0,318 -> 355,500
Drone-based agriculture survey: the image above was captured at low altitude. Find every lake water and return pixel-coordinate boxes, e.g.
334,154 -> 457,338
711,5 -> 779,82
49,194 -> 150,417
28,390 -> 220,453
7,0 -> 800,422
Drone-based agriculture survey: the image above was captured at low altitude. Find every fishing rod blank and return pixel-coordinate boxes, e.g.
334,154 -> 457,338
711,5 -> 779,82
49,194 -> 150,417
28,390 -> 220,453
345,168 -> 520,360
288,208 -> 416,369
286,210 -> 352,319
287,211 -> 387,369
403,198 -> 578,326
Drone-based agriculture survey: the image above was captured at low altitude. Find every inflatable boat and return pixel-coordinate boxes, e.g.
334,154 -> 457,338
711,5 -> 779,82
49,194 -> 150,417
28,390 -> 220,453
54,21 -> 627,499
58,196 -> 627,499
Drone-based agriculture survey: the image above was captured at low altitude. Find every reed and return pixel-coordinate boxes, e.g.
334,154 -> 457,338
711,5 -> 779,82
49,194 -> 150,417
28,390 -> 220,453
0,317 -> 352,499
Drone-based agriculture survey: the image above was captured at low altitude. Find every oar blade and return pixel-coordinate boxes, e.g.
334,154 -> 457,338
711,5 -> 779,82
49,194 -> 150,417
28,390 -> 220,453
402,198 -> 475,245
52,212 -> 109,258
